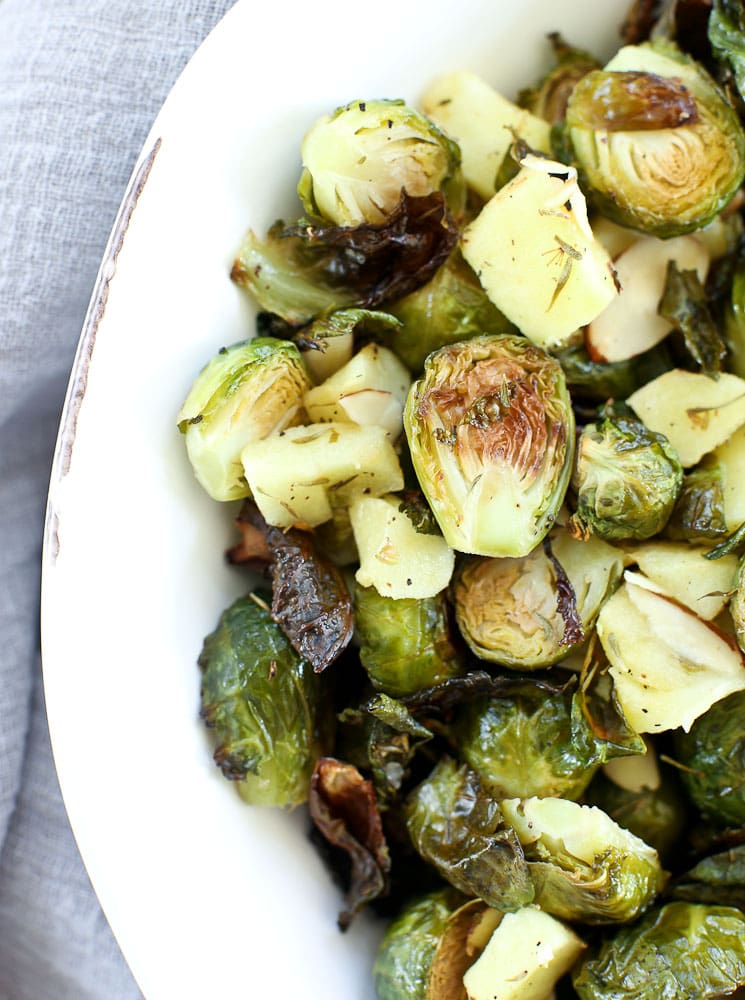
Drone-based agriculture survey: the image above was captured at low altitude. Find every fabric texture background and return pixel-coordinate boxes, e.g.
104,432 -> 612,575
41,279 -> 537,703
0,2 -> 233,996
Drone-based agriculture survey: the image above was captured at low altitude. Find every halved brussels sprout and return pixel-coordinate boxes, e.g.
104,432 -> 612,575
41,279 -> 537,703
565,42 -> 745,236
353,583 -> 464,698
404,335 -> 575,557
298,99 -> 462,226
572,901 -> 745,999
198,593 -> 329,807
674,689 -> 745,827
373,890 -> 499,1000
569,413 -> 683,542
387,252 -> 516,373
405,758 -> 534,911
500,796 -> 665,924
453,529 -> 623,669
177,337 -> 311,501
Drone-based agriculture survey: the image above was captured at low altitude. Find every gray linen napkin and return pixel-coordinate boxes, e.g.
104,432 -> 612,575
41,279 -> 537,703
0,2 -> 233,995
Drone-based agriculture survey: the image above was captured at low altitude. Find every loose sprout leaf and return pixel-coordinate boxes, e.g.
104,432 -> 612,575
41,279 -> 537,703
658,260 -> 727,376
572,901 -> 745,999
705,518 -> 745,558
621,0 -> 665,44
282,192 -> 458,311
397,490 -> 441,536
405,758 -> 534,911
567,70 -> 700,130
266,523 -> 353,673
397,670 -> 572,721
518,32 -> 600,126
308,757 -> 391,930
670,844 -> 745,908
710,0 -> 745,101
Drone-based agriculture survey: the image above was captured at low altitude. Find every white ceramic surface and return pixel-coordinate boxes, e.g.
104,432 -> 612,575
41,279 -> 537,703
42,1 -> 630,996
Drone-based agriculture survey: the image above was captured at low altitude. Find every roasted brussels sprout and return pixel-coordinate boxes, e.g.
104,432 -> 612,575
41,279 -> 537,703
671,844 -> 745,910
387,252 -> 516,373
565,42 -> 745,236
177,337 -> 310,501
373,889 -> 500,1000
405,758 -> 534,911
354,584 -> 463,698
452,683 -> 596,801
404,335 -> 575,557
569,413 -> 683,542
572,901 -> 745,999
298,99 -> 462,227
674,690 -> 745,826
664,460 -> 728,541
199,593 -> 329,807
501,796 -> 665,924
453,530 -> 622,669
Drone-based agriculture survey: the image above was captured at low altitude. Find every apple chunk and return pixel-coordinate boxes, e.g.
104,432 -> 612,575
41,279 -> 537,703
596,575 -> 745,733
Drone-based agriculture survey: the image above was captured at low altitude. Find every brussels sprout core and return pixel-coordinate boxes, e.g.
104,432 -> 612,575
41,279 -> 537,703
404,335 -> 575,557
299,99 -> 461,226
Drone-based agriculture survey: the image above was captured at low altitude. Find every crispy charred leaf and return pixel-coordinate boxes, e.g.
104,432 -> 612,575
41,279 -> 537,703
266,524 -> 353,673
665,460 -> 728,540
567,70 -> 700,131
572,901 -> 745,999
543,536 -> 585,647
518,33 -> 600,126
705,518 -> 745,558
658,260 -> 727,376
622,0 -> 666,43
337,695 -> 434,807
398,669 -> 571,721
308,756 -> 391,929
397,490 -> 440,536
670,844 -> 745,907
405,758 -> 534,911
293,307 -> 400,356
556,341 -> 673,403
353,585 -> 464,698
198,593 -> 330,806
227,501 -> 353,672
710,0 -> 745,101
231,192 -> 457,325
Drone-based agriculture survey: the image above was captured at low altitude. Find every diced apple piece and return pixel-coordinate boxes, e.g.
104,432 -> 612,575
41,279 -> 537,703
710,423 -> 745,529
627,369 -> 745,467
241,422 -> 403,529
350,494 -> 454,599
587,235 -> 709,363
628,540 -> 738,621
463,905 -> 584,1000
461,158 -> 618,348
302,332 -> 353,384
303,343 -> 411,439
421,71 -> 551,201
596,576 -> 745,733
